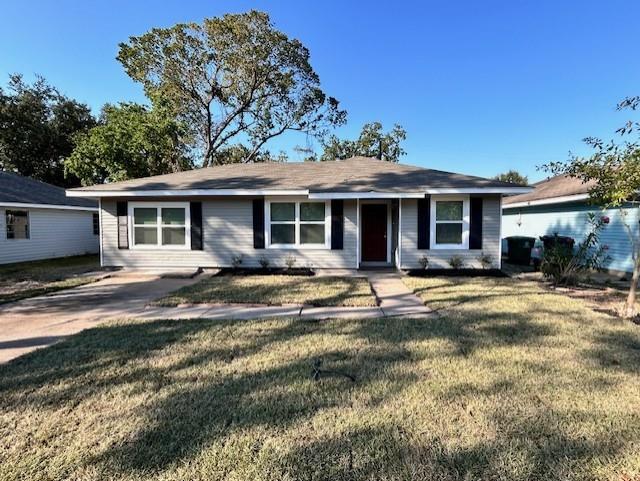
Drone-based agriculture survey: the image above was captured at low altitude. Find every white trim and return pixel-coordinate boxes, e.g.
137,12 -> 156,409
67,186 -> 531,199
67,189 -> 309,198
128,202 -> 191,250
359,200 -> 392,264
356,198 -> 360,268
398,199 -> 402,268
264,198 -> 331,249
498,195 -> 503,269
98,198 -> 104,267
0,202 -> 98,212
430,195 -> 470,250
503,193 -> 590,209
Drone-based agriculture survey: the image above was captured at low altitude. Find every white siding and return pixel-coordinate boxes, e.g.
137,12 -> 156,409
503,203 -> 639,273
101,198 -> 358,269
0,207 -> 99,264
400,196 -> 502,269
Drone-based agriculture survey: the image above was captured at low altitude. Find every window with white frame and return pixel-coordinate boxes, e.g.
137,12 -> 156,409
431,196 -> 469,249
6,210 -> 29,240
130,203 -> 189,248
268,201 -> 329,248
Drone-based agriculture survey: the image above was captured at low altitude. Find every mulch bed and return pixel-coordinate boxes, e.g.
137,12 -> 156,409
406,268 -> 507,278
216,267 -> 315,276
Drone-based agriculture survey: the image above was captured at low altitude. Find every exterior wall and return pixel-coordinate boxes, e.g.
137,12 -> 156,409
400,195 -> 502,269
503,202 -> 639,273
0,207 -> 99,264
101,198 -> 358,269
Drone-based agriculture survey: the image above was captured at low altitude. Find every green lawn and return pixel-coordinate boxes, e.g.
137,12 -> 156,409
154,274 -> 377,307
1,277 -> 639,480
0,254 -> 102,304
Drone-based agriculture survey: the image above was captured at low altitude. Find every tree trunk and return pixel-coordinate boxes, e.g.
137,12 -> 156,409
624,247 -> 640,318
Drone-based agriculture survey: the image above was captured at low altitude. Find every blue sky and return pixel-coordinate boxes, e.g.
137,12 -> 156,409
1,0 -> 638,182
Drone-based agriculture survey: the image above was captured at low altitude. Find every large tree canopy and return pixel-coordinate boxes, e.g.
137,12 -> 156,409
545,96 -> 640,317
494,170 -> 528,185
320,122 -> 406,162
0,74 -> 95,187
117,10 -> 346,166
65,102 -> 192,186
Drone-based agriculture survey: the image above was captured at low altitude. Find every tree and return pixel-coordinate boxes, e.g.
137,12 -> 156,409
0,74 -> 95,187
211,144 -> 288,164
117,10 -> 346,166
320,122 -> 406,162
545,96 -> 640,318
494,170 -> 528,185
64,102 -> 192,186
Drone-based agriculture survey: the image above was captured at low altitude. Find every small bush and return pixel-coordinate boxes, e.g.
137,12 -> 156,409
418,255 -> 429,270
231,254 -> 244,270
478,253 -> 493,270
540,212 -> 610,286
258,256 -> 270,269
284,254 -> 297,270
448,255 -> 464,269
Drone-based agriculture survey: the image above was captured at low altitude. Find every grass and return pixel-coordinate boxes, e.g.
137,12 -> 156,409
1,277 -> 640,480
0,254 -> 102,304
154,274 -> 377,307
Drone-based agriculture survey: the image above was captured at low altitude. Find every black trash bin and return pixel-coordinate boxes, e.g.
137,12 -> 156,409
506,236 -> 536,265
540,235 -> 575,251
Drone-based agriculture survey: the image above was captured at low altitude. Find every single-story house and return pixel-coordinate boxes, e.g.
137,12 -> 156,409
0,172 -> 99,264
66,157 -> 530,270
502,174 -> 638,273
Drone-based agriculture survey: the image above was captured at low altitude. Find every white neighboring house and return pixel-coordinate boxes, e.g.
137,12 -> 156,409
0,171 -> 99,265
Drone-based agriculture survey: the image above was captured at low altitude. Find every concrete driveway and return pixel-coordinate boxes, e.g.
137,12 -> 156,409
0,274 -> 201,363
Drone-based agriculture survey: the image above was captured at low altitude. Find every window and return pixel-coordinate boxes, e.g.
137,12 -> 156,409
430,196 -> 469,249
6,210 -> 29,240
267,200 -> 329,248
93,213 -> 99,235
129,203 -> 189,248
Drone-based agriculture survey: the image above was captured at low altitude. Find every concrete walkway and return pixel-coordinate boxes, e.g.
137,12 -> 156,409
0,270 -> 432,364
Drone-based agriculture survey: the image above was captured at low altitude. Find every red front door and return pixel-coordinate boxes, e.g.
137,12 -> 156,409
362,204 -> 387,262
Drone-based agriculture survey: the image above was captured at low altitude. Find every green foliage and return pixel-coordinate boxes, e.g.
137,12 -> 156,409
64,102 -> 192,186
0,74 -> 95,187
494,170 -> 528,185
212,144 -> 288,164
320,122 -> 406,162
117,10 -> 346,166
540,213 -> 610,286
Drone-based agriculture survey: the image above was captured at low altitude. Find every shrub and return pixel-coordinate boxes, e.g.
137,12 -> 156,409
230,254 -> 243,270
478,253 -> 493,270
258,256 -> 270,269
448,255 -> 464,269
540,212 -> 610,286
284,254 -> 297,270
418,255 -> 429,270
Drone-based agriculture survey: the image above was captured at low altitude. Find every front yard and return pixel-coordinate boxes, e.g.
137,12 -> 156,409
154,273 -> 377,307
1,277 -> 639,480
0,255 -> 102,304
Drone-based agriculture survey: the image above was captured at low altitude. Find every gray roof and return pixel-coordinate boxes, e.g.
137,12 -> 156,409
0,171 -> 97,208
69,157 -> 523,194
503,174 -> 593,205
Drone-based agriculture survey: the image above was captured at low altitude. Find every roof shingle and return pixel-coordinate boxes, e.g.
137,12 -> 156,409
0,172 -> 97,208
503,174 -> 593,205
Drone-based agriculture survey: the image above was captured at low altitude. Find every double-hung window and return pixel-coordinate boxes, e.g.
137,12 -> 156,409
267,200 -> 330,248
129,203 -> 190,249
6,210 -> 29,240
430,196 -> 469,249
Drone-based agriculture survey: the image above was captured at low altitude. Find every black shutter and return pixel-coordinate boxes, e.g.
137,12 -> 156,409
417,196 -> 430,249
116,201 -> 128,250
190,202 -> 203,250
253,198 -> 265,249
331,199 -> 344,250
469,197 -> 483,250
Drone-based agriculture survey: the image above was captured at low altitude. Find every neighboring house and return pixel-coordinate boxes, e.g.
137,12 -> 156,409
503,174 -> 638,273
0,172 -> 99,264
66,157 -> 529,270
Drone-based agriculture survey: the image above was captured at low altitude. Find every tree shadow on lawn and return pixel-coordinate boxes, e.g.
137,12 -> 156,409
1,309 -> 638,479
